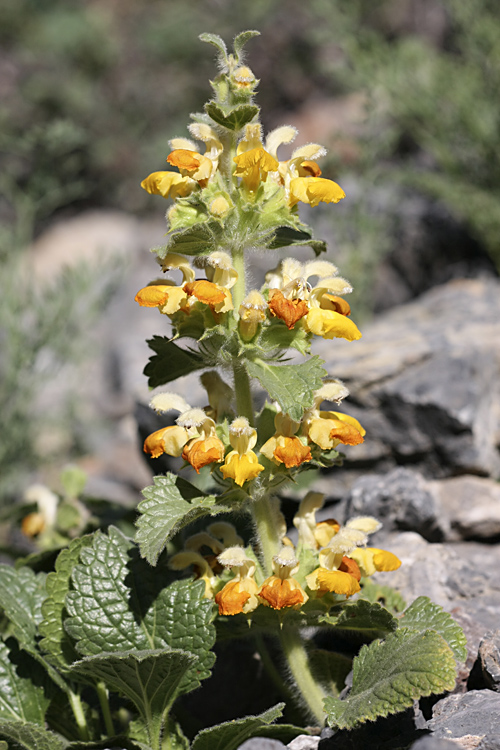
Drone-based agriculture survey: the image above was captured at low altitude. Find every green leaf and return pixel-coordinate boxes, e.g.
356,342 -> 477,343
199,33 -> 227,59
269,226 -> 327,256
0,721 -> 68,750
324,628 -> 457,729
309,649 -> 353,697
258,323 -> 311,356
0,566 -> 47,650
399,596 -> 467,662
65,527 -> 216,695
0,641 -> 53,725
320,600 -> 399,641
135,474 -> 230,566
161,221 -> 224,257
247,357 -> 327,421
144,337 -> 204,389
233,30 -> 260,60
70,649 -> 195,749
39,536 -> 94,670
67,739 -> 149,750
359,580 -> 406,614
205,102 -> 259,131
191,703 -> 285,750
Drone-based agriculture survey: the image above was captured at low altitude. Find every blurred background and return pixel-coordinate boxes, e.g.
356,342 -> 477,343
1,0 -> 499,521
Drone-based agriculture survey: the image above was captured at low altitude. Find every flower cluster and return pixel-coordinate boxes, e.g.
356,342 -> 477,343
170,492 -> 400,616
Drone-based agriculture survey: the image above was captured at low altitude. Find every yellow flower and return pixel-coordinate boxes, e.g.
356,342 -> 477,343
143,396 -> 224,473
140,171 -> 195,199
220,417 -> 264,487
169,550 -> 218,598
238,290 -> 267,341
260,412 -> 312,469
349,547 -> 402,577
233,148 -> 279,192
167,149 -> 213,186
293,491 -> 340,549
258,546 -> 308,610
289,176 -> 345,208
303,381 -> 365,452
134,281 -> 188,315
264,258 -> 360,340
215,547 -> 259,615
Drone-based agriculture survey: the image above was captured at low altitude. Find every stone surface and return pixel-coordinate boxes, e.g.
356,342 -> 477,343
237,741 -> 286,750
409,739 -> 459,750
428,690 -> 500,744
477,631 -> 500,692
316,278 -> 500,485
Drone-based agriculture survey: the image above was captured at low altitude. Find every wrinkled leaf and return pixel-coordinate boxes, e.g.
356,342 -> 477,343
399,596 -> 467,662
0,721 -> 68,750
309,649 -> 353,697
144,337 -> 204,389
324,628 -> 457,729
269,226 -> 326,256
71,649 -> 195,749
258,323 -> 311,356
0,566 -> 47,650
39,536 -> 94,669
135,474 -> 230,566
0,641 -> 53,725
359,580 -> 406,614
191,703 -> 285,750
161,221 -> 223,257
65,527 -> 216,695
320,599 -> 398,641
247,357 -> 326,421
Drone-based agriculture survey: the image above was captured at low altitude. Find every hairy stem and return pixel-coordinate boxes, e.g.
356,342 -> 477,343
251,494 -> 281,576
279,626 -> 327,725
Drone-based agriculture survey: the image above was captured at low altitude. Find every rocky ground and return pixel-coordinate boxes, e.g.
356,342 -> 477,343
27,209 -> 500,750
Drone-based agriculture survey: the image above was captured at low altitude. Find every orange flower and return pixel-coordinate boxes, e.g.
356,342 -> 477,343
182,435 -> 225,474
258,546 -> 308,611
260,413 -> 312,469
215,547 -> 259,616
267,289 -> 309,329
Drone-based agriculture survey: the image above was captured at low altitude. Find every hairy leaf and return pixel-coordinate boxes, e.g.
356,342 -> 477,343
0,721 -> 67,750
320,600 -> 398,641
324,628 -> 457,729
258,323 -> 311,356
136,474 -> 230,566
161,221 -> 223,257
205,102 -> 259,131
144,337 -> 204,389
191,703 -> 285,750
233,30 -> 260,60
65,527 -> 216,695
39,536 -> 93,669
199,32 -> 227,58
399,596 -> 467,662
247,357 -> 327,421
0,641 -> 53,725
269,226 -> 326,256
309,649 -> 353,697
71,649 -> 195,749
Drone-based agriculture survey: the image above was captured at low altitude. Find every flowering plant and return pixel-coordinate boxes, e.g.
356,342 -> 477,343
0,32 -> 465,750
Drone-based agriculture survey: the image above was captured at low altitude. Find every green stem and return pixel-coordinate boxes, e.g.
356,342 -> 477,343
279,626 -> 327,726
68,688 -> 90,741
231,244 -> 246,310
96,680 -> 115,738
232,359 -> 254,424
251,494 -> 281,576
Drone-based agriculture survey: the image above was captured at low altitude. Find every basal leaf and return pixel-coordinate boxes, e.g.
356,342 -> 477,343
205,102 -> 259,131
39,536 -> 94,670
70,649 -> 195,750
65,527 -> 216,696
144,337 -> 204,389
398,596 -> 467,662
320,600 -> 398,641
0,721 -> 67,750
191,703 -> 285,750
136,474 -> 230,566
0,641 -> 53,725
0,566 -> 47,650
324,628 -> 457,729
247,357 -> 326,421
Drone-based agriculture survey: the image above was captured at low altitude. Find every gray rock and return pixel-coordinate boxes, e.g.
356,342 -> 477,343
428,476 -> 500,542
478,631 -> 500,692
409,738 -> 459,750
237,741 -> 286,750
317,278 -> 500,484
287,737 -> 320,749
428,690 -> 500,743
